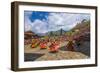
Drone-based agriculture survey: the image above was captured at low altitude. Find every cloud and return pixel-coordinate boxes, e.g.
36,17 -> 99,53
47,13 -> 90,31
31,19 -> 48,34
24,11 -> 33,31
24,11 -> 90,33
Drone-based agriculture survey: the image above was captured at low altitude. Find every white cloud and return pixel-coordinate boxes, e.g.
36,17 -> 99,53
24,12 -> 90,33
47,13 -> 90,31
31,19 -> 48,34
24,11 -> 33,31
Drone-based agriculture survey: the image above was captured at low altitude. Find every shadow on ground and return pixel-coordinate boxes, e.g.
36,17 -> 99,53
24,53 -> 44,61
75,41 -> 90,57
60,41 -> 90,57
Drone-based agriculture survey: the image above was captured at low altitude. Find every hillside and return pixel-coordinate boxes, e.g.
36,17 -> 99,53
47,29 -> 66,36
68,20 -> 90,41
72,20 -> 90,34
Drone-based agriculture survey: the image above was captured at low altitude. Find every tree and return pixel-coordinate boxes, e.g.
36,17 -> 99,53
50,31 -> 53,36
60,28 -> 63,35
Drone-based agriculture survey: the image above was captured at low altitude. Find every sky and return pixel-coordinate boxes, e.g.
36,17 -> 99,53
24,11 -> 90,34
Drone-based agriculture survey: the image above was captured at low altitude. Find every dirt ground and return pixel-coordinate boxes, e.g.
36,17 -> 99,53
24,41 -> 90,61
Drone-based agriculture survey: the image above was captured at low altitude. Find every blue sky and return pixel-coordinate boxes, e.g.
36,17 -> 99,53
24,11 -> 90,34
